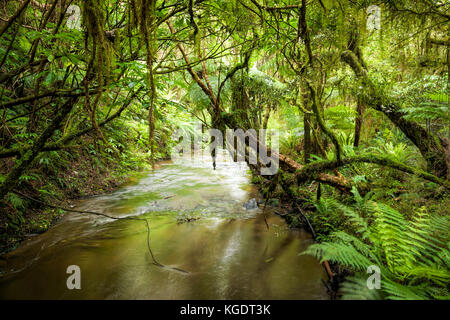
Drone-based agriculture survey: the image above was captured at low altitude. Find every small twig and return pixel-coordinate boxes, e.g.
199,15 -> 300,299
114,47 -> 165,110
294,204 -> 334,281
12,190 -> 189,274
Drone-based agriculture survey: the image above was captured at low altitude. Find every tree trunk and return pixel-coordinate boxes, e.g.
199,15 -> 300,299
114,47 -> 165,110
354,100 -> 363,147
0,98 -> 76,199
300,84 -> 312,163
303,112 -> 311,163
262,106 -> 271,130
342,50 -> 449,178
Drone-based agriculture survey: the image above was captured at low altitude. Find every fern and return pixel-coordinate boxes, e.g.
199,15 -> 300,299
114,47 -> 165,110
403,101 -> 450,122
340,276 -> 383,300
304,241 -> 373,271
6,192 -> 26,210
302,197 -> 450,300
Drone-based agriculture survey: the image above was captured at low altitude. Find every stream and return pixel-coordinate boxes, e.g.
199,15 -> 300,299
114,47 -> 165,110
0,151 -> 327,299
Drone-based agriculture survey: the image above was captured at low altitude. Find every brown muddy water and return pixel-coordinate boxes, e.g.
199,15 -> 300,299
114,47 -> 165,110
0,151 -> 327,299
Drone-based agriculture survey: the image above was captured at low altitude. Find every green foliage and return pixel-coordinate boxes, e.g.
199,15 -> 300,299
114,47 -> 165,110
392,74 -> 449,132
368,140 -> 413,164
302,193 -> 450,299
325,105 -> 357,131
6,192 -> 26,210
308,197 -> 348,242
279,130 -> 303,160
403,100 -> 450,123
0,0 -> 448,298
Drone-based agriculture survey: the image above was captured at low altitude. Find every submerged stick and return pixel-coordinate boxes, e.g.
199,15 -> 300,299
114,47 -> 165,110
12,190 -> 189,274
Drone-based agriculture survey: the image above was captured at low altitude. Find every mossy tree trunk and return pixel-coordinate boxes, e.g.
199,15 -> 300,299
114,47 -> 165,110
0,97 -> 76,200
342,50 -> 449,179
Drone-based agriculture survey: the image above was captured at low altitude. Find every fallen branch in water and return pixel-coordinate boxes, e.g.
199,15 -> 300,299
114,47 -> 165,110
11,190 -> 189,274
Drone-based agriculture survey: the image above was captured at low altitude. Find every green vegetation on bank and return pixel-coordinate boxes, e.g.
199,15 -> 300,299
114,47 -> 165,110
0,0 -> 449,299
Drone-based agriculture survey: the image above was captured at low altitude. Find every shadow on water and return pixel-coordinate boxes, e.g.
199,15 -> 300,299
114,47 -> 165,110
0,151 -> 327,299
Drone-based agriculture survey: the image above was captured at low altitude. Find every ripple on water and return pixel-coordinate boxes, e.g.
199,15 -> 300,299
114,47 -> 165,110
0,149 -> 328,299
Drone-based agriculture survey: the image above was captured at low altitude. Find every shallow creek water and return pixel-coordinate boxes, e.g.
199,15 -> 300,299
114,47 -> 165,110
0,151 -> 327,299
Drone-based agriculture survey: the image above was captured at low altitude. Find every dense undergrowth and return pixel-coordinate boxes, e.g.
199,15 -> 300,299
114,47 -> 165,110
253,74 -> 449,299
0,0 -> 449,300
305,192 -> 449,299
0,123 -> 150,253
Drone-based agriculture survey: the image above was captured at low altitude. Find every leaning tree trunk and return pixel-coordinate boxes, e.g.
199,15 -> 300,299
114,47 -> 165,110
341,50 -> 449,179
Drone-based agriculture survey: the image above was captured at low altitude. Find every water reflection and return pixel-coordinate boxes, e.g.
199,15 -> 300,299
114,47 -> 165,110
0,150 -> 327,299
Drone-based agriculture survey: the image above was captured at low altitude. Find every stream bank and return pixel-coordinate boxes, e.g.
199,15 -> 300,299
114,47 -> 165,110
0,151 -> 328,299
0,147 -> 153,255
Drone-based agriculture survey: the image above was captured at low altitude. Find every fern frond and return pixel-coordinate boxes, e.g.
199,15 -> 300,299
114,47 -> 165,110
382,279 -> 430,300
340,275 -> 383,300
332,231 -> 380,263
302,241 -> 372,271
304,196 -> 449,300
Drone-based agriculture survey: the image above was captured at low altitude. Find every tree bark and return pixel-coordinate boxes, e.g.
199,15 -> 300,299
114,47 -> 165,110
262,105 -> 271,130
354,100 -> 363,147
0,0 -> 31,39
303,112 -> 311,163
0,98 -> 76,200
294,154 -> 449,189
341,50 -> 449,178
0,89 -> 141,159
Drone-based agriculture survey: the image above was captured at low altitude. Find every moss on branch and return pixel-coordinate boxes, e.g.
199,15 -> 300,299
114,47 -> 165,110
295,154 -> 449,188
